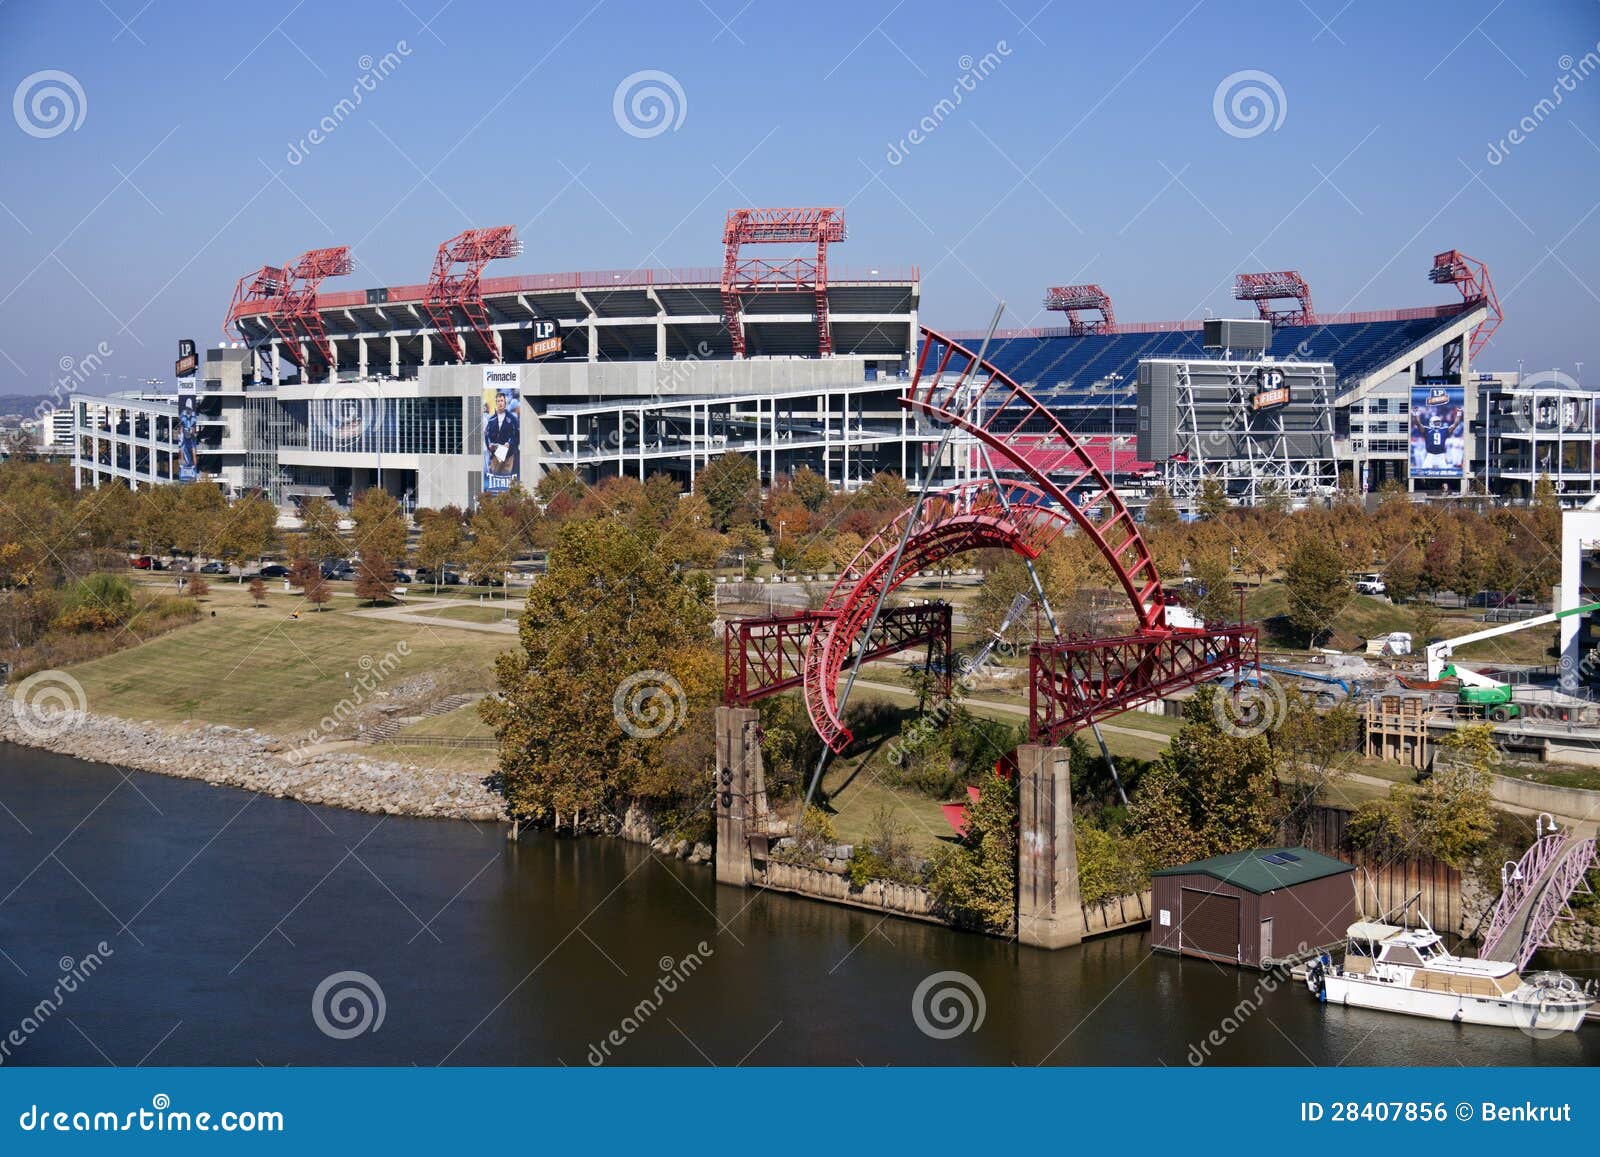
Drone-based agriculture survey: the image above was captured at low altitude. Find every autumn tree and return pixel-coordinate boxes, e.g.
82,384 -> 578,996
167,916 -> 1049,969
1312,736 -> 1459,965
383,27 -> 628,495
414,508 -> 465,590
1144,486 -> 1180,532
185,574 -> 209,600
213,492 -> 280,577
172,482 -> 228,559
1188,549 -> 1237,625
1196,478 -> 1230,519
467,500 -> 518,585
354,550 -> 396,604
299,495 -> 348,561
349,487 -> 408,564
480,517 -> 719,830
248,577 -> 267,607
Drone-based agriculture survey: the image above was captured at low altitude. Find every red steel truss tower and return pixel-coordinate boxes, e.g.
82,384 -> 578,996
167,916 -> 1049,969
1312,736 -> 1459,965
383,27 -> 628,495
1233,270 -> 1315,326
422,226 -> 524,364
1042,284 -> 1116,334
721,207 -> 846,357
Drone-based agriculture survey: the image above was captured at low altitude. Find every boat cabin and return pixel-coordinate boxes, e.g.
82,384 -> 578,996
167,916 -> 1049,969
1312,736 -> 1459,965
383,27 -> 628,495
1340,922 -> 1522,996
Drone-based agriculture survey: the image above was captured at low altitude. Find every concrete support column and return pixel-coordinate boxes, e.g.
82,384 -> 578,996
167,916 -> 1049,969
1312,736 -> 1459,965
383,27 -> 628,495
389,336 -> 399,377
327,340 -> 338,384
357,336 -> 368,379
491,329 -> 503,363
1016,743 -> 1085,949
271,342 -> 281,386
421,333 -> 432,367
714,705 -> 763,887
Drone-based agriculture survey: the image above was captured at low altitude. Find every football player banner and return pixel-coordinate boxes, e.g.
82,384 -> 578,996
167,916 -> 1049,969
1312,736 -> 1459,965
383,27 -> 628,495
177,381 -> 199,482
1409,385 -> 1464,478
481,368 -> 521,493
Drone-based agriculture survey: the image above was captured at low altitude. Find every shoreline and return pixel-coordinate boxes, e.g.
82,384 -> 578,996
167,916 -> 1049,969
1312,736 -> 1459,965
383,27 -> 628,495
0,704 -> 715,865
1,704 -> 504,822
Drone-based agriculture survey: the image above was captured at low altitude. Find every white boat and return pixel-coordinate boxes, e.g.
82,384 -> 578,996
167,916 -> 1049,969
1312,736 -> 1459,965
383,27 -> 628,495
1306,918 -> 1594,1033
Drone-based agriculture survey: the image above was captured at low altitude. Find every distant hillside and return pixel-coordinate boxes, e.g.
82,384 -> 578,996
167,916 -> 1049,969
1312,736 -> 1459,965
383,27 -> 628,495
0,394 -> 63,417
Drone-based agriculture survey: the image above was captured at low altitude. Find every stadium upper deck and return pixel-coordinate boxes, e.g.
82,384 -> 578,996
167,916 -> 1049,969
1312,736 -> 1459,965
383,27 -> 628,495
951,302 -> 1486,401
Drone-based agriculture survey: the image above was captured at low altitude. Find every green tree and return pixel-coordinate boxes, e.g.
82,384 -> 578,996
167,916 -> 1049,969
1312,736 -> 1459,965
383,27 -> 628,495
1074,821 -> 1149,907
349,488 -> 408,564
928,770 -> 1017,931
698,452 -> 760,531
1131,687 -> 1283,868
480,518 -> 719,829
1282,534 -> 1352,645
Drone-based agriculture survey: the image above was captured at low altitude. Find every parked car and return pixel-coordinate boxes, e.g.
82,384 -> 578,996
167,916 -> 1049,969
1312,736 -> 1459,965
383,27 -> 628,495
417,568 -> 462,585
258,564 -> 291,578
320,561 -> 355,580
390,570 -> 413,584
1355,578 -> 1387,596
130,555 -> 154,570
1469,590 -> 1511,608
200,561 -> 228,575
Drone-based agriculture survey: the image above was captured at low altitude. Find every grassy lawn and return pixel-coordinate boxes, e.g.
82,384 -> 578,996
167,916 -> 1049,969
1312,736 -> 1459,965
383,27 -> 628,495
1504,763 -> 1600,792
395,701 -> 494,739
64,599 -> 510,735
417,603 -> 521,624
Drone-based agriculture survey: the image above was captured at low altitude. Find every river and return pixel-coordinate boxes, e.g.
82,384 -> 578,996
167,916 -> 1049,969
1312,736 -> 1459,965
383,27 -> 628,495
0,744 -> 1595,1066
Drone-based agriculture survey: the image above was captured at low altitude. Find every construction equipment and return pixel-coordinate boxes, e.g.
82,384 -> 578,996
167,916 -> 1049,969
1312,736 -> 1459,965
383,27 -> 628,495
1424,600 -> 1600,721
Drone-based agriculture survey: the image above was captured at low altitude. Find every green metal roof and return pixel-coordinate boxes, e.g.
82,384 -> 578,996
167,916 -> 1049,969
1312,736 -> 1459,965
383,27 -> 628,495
1150,846 -> 1354,895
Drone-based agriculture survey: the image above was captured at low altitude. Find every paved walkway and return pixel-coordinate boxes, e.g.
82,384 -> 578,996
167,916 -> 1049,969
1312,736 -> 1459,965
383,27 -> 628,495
347,596 -> 519,635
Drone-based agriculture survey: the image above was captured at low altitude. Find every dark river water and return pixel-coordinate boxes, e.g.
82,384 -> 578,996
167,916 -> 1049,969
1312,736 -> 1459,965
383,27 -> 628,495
0,744 -> 1595,1067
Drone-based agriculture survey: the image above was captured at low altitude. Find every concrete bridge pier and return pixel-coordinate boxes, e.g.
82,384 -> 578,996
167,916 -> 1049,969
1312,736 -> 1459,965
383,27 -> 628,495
1016,743 -> 1086,949
715,706 -> 764,886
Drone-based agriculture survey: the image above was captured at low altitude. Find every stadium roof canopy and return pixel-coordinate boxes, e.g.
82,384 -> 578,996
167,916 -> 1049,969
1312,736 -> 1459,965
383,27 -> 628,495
949,302 -> 1487,400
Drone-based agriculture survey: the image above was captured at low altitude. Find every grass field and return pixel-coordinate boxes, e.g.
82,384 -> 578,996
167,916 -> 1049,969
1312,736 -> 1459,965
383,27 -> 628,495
65,597 -> 511,735
413,603 -> 520,624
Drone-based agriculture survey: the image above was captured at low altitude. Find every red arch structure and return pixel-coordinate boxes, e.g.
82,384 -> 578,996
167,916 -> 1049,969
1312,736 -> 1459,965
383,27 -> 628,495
802,479 -> 1072,750
724,327 -> 1257,754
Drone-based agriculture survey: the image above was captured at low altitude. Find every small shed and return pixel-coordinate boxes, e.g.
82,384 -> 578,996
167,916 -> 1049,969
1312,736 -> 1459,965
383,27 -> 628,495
1150,846 -> 1356,969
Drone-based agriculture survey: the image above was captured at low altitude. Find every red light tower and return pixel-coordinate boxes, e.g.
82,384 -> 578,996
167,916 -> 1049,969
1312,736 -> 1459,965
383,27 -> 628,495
1042,284 -> 1116,334
721,207 -> 846,357
1233,270 -> 1315,326
1429,249 -> 1502,360
225,247 -> 352,377
422,226 -> 524,364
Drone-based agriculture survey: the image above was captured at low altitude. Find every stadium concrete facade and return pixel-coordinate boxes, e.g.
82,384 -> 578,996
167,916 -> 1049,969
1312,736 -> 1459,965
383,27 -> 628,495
70,222 -> 1565,511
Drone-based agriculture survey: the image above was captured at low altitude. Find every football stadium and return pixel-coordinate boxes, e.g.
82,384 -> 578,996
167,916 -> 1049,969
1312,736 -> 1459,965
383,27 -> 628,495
69,207 -> 1575,509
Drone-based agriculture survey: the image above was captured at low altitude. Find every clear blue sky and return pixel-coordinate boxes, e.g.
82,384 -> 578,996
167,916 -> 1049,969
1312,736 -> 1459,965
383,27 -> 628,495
1,0 -> 1598,391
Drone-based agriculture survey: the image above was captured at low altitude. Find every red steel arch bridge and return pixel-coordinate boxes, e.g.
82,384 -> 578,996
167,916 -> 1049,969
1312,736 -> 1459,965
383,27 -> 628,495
723,327 -> 1258,753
